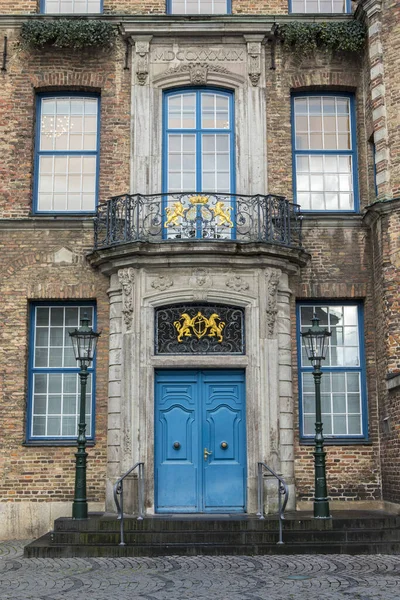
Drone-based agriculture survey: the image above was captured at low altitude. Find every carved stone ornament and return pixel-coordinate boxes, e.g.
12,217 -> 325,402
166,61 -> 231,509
118,268 -> 135,329
135,38 -> 152,86
190,63 -> 208,85
151,275 -> 173,291
189,268 -> 211,288
247,41 -> 262,87
226,275 -> 249,292
266,269 -> 281,338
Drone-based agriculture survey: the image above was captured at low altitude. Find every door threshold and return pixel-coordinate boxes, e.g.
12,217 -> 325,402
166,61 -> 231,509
153,513 -> 249,520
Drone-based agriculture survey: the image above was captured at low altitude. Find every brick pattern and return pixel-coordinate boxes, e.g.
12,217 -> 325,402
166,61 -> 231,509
0,228 -> 109,502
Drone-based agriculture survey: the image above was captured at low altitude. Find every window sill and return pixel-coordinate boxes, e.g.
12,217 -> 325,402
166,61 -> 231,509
23,440 -> 95,447
299,438 -> 371,446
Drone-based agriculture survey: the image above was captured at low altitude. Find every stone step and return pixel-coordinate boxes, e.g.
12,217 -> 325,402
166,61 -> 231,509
24,532 -> 400,558
49,527 -> 400,546
52,513 -> 400,533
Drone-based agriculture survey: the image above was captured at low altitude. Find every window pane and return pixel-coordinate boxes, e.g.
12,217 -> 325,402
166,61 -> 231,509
299,304 -> 364,438
44,0 -> 101,13
294,96 -> 354,210
37,97 -> 98,212
170,0 -> 228,14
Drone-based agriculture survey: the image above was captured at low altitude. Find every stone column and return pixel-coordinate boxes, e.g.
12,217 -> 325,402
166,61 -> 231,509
277,274 -> 295,510
105,273 -> 123,511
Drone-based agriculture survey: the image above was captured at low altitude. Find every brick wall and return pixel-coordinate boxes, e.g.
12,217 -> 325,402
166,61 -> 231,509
0,32 -> 130,511
0,0 -> 292,14
264,41 -> 381,501
0,227 -> 109,503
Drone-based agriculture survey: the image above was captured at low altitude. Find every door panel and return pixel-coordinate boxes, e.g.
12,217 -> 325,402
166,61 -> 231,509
203,373 -> 246,511
155,369 -> 246,513
155,373 -> 200,511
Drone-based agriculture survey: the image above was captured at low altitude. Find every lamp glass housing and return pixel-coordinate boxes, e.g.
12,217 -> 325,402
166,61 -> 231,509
301,313 -> 331,367
69,313 -> 100,366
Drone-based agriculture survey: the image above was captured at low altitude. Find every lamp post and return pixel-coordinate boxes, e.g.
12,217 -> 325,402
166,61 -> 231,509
69,313 -> 100,519
301,313 -> 332,519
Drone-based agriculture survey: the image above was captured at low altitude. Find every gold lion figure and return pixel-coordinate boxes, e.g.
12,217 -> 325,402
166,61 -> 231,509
211,201 -> 233,228
207,313 -> 226,342
164,202 -> 186,228
174,313 -> 193,342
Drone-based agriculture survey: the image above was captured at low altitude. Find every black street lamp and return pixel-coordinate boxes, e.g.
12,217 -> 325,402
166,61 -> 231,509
301,313 -> 332,519
69,313 -> 101,520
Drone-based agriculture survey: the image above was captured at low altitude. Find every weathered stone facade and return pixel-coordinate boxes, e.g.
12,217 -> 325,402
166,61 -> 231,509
0,0 -> 399,539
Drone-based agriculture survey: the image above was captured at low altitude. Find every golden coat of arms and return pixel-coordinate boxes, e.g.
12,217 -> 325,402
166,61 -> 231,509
174,311 -> 225,343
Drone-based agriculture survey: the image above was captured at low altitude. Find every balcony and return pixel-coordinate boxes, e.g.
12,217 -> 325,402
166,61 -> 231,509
93,193 -> 303,251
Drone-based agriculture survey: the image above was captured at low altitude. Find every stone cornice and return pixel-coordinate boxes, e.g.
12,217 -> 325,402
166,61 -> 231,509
362,197 -> 400,227
0,13 -> 355,35
0,217 -> 94,230
87,240 -> 310,275
301,213 -> 365,229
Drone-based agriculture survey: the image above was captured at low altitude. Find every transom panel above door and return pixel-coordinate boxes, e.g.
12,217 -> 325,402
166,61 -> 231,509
155,369 -> 246,513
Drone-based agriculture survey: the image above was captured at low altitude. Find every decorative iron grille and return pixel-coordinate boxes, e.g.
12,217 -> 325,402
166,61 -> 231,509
155,304 -> 245,355
93,192 -> 302,250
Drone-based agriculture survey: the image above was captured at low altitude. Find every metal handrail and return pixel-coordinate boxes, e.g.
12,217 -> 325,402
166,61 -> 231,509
257,462 -> 289,545
93,192 -> 303,251
113,462 -> 145,546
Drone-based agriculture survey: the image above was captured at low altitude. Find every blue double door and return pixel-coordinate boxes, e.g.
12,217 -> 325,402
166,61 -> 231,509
155,370 -> 247,513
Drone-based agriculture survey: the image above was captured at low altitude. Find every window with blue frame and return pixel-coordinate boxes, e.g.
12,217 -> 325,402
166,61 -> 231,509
168,0 -> 230,14
289,0 -> 349,12
292,94 -> 357,211
27,303 -> 96,442
41,0 -> 102,13
35,94 -> 100,213
297,302 -> 368,441
163,88 -> 235,239
164,88 -> 234,194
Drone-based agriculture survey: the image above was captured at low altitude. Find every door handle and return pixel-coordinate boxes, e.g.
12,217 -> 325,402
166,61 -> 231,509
204,448 -> 212,461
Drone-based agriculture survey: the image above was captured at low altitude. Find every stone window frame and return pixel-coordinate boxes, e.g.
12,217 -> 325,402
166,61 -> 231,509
296,300 -> 369,443
26,301 -> 97,444
291,91 -> 359,213
132,56 -> 267,197
33,92 -> 101,215
40,0 -> 103,13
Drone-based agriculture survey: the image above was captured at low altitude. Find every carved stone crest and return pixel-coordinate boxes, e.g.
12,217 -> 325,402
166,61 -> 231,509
189,63 -> 208,85
266,269 -> 281,338
151,275 -> 173,291
189,268 -> 211,288
118,268 -> 135,329
226,275 -> 249,292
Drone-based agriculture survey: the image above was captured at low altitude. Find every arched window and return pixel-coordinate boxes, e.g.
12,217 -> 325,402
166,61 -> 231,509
163,88 -> 235,194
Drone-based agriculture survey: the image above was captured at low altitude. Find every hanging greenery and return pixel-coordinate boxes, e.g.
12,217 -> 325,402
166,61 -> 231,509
21,19 -> 116,50
278,21 -> 367,55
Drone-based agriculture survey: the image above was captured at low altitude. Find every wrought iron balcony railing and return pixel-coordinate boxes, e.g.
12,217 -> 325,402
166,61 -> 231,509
93,193 -> 302,250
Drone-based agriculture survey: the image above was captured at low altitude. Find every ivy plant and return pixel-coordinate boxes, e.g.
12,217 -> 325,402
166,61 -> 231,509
278,21 -> 367,55
21,19 -> 116,50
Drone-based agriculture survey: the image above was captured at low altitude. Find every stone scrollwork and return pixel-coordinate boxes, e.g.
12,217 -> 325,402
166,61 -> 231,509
118,268 -> 135,330
151,275 -> 173,291
246,40 -> 262,87
266,268 -> 281,338
226,274 -> 249,292
135,37 -> 152,85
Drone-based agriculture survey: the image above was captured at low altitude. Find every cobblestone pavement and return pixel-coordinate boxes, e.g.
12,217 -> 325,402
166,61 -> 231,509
1,541 -> 400,600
